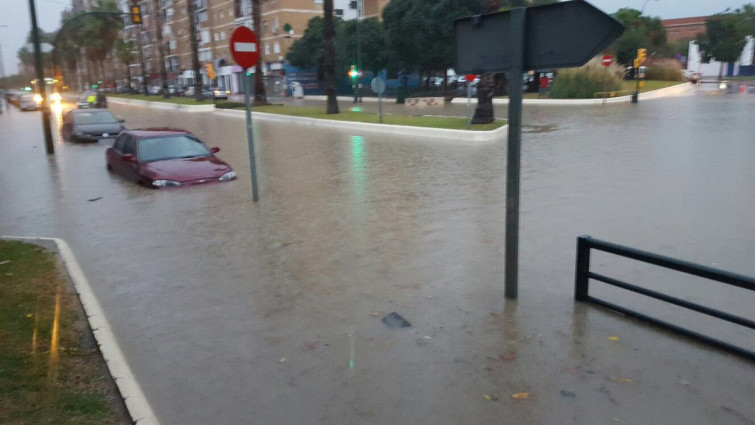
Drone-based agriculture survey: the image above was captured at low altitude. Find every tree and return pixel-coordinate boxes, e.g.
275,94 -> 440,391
336,18 -> 387,76
609,8 -> 667,66
114,39 -> 134,85
187,0 -> 203,101
286,16 -> 325,71
77,0 -> 124,86
323,0 -> 338,114
252,0 -> 268,105
695,11 -> 749,79
151,0 -> 169,96
737,3 -> 755,65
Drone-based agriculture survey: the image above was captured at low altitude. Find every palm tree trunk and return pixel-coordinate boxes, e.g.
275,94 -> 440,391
152,0 -> 169,97
253,0 -> 268,105
323,0 -> 339,114
187,0 -> 203,101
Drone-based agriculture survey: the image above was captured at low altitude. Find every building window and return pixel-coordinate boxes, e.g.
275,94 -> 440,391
235,0 -> 252,17
199,50 -> 212,62
220,31 -> 226,40
201,29 -> 210,43
214,32 -> 220,41
273,42 -> 280,54
335,9 -> 343,17
265,43 -> 270,55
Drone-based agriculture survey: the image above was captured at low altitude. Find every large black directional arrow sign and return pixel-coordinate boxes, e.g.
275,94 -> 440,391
455,0 -> 625,72
454,1 -> 624,300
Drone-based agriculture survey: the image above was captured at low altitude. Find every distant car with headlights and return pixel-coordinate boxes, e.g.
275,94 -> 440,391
212,87 -> 229,100
61,109 -> 125,143
19,94 -> 38,111
105,128 -> 236,188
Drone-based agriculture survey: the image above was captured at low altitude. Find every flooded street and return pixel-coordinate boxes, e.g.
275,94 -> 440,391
1,86 -> 753,425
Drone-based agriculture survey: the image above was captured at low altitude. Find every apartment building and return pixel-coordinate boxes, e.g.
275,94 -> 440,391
123,0 -> 387,94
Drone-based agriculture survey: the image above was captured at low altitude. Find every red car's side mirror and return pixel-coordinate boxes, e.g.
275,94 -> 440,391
210,147 -> 220,154
122,154 -> 137,163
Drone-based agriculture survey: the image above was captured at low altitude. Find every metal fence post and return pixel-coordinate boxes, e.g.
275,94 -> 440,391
575,235 -> 592,301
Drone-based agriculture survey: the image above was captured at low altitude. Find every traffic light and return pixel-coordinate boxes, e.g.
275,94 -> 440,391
636,48 -> 647,66
349,65 -> 359,80
130,3 -> 142,24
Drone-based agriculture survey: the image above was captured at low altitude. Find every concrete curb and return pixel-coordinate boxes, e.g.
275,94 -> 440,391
1,236 -> 160,425
213,108 -> 507,143
449,82 -> 695,105
108,97 -> 215,112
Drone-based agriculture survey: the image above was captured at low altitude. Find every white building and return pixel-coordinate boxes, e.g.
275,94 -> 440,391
688,36 -> 754,77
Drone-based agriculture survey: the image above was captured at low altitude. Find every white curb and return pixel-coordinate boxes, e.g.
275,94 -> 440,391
1,236 -> 160,425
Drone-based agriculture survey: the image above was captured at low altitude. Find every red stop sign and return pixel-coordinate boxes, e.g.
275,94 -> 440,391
601,55 -> 613,67
230,26 -> 259,69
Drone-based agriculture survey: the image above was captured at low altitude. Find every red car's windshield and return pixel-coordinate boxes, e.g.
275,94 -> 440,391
138,135 -> 211,163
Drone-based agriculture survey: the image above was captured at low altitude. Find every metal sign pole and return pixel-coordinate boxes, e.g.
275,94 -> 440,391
504,8 -> 527,300
378,91 -> 383,123
466,83 -> 472,129
244,70 -> 259,202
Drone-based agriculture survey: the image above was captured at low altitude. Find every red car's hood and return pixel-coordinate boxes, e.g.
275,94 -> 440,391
139,156 -> 232,182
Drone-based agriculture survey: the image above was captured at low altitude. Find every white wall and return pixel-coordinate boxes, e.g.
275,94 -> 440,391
688,36 -> 754,77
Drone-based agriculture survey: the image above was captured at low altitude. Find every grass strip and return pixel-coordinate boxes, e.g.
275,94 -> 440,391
244,105 -> 506,131
109,93 -> 215,105
0,240 -> 128,424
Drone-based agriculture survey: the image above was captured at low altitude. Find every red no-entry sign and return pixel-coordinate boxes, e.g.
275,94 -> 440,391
601,55 -> 614,67
230,26 -> 259,69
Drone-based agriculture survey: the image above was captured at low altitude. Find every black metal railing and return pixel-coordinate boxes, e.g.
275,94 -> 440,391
574,235 -> 755,360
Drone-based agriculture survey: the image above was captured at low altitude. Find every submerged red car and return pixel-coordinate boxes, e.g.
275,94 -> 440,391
105,128 -> 236,188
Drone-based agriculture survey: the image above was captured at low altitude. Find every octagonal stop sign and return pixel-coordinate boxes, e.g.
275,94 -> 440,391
230,26 -> 259,69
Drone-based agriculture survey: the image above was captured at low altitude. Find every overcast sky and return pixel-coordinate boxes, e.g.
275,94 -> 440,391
1,0 -> 752,76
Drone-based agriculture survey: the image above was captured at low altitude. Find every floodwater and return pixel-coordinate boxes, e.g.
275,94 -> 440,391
1,87 -> 753,425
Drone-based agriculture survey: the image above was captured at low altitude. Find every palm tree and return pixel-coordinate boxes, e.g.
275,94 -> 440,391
151,0 -> 169,96
252,0 -> 268,105
115,39 -> 135,87
323,0 -> 338,114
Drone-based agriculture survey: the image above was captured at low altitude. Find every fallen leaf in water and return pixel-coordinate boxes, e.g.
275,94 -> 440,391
609,377 -> 632,384
608,336 -> 619,341
511,392 -> 530,400
499,352 -> 517,362
279,357 -> 286,363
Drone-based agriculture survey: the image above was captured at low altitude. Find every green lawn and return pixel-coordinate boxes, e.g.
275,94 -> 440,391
109,93 -> 215,105
620,80 -> 685,92
239,105 -> 506,131
0,241 -> 128,424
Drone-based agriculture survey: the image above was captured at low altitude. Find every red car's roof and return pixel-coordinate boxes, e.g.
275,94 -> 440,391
127,128 -> 192,138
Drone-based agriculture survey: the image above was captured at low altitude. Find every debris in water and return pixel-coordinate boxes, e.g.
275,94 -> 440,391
88,196 -> 103,202
560,390 -> 576,398
0,260 -> 10,265
499,352 -> 517,362
382,312 -> 411,328
279,357 -> 286,363
608,336 -> 619,341
483,394 -> 498,401
511,392 -> 530,400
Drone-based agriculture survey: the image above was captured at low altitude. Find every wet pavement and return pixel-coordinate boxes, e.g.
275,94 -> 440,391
1,86 -> 754,425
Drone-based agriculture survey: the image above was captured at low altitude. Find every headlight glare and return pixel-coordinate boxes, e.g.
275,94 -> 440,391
152,179 -> 182,187
219,171 -> 237,181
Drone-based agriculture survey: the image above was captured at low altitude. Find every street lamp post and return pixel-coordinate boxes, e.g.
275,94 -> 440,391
28,0 -> 54,154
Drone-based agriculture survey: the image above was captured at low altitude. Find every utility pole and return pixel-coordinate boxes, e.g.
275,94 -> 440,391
28,0 -> 54,154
